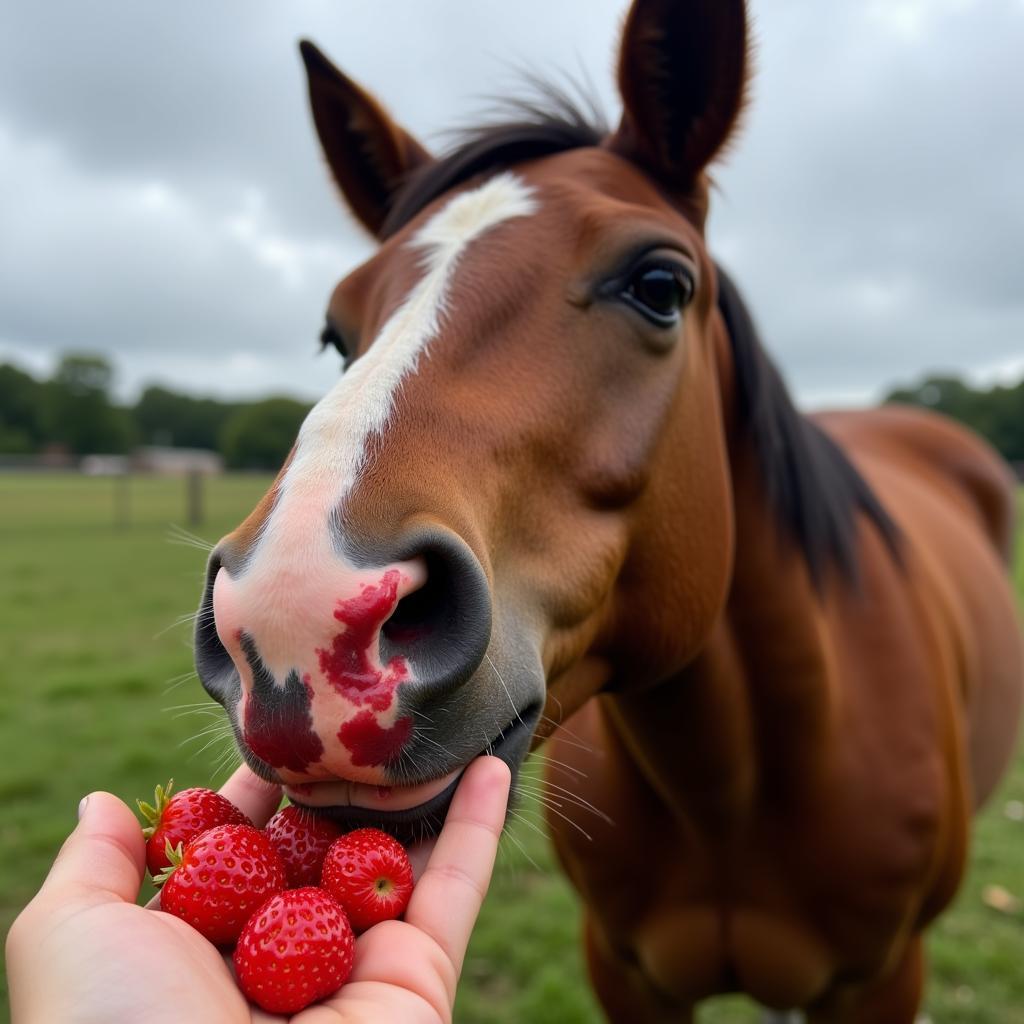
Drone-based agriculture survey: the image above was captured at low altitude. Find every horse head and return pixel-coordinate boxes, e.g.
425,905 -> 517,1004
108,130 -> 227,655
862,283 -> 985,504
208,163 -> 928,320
195,0 -> 750,838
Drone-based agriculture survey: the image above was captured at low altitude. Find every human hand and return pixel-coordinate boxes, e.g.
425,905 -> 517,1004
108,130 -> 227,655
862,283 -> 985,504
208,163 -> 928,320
5,756 -> 512,1023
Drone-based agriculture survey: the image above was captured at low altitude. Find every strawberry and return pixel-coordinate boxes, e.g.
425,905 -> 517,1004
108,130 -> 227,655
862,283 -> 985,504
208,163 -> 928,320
157,824 -> 286,945
233,887 -> 355,1014
321,827 -> 414,932
137,780 -> 251,878
265,804 -> 344,888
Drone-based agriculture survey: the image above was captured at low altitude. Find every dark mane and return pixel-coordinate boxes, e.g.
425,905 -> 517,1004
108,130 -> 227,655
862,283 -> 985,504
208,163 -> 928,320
381,83 -> 607,239
715,265 -> 901,586
382,89 -> 899,586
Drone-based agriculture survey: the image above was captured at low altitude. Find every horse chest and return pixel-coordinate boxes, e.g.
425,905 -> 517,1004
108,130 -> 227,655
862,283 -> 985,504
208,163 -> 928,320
546,697 -> 954,1008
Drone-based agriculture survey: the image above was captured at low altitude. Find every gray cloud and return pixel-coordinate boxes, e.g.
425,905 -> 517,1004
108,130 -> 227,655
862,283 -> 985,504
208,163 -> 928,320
0,0 -> 1021,405
711,0 -> 1024,400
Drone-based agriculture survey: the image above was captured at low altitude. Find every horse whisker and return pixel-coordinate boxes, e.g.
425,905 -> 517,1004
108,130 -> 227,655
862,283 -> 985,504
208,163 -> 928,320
179,721 -> 234,745
531,798 -> 593,842
537,713 -> 599,751
167,525 -> 215,552
516,784 -> 612,828
501,822 -> 543,872
529,750 -> 588,779
153,610 -> 204,640
187,730 -> 237,762
518,777 -> 614,825
535,725 -> 598,756
506,807 -> 550,841
485,653 -> 526,727
210,744 -> 243,781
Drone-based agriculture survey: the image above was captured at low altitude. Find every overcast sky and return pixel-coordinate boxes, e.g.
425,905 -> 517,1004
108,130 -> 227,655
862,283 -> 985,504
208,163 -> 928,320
1,0 -> 1022,408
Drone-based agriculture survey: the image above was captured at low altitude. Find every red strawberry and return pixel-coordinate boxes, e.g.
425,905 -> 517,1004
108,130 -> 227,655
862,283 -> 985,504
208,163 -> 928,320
157,824 -> 286,945
137,780 -> 251,878
233,887 -> 355,1014
321,827 -> 414,932
265,804 -> 344,888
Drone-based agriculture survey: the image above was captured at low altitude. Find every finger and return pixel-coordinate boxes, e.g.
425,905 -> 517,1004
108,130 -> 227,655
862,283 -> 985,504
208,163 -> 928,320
218,762 -> 282,826
40,791 -> 145,904
404,756 -> 511,975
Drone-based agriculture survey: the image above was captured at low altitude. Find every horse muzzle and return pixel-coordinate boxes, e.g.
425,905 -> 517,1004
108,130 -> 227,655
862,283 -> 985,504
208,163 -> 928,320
193,521 -> 543,833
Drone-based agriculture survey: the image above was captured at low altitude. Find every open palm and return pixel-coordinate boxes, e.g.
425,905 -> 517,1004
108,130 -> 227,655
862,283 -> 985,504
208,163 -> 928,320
6,758 -> 511,1024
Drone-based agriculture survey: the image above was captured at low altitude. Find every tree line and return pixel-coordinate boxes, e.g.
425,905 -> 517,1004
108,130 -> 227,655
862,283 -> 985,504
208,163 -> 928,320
884,374 -> 1024,466
0,354 -> 311,470
2,352 -> 1022,472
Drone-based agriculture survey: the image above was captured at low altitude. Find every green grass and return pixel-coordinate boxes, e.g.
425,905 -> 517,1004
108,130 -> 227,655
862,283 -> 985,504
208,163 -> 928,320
1,474 -> 1021,1023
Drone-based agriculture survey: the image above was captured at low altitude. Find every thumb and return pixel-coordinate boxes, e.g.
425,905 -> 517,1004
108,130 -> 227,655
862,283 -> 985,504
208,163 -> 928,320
40,791 -> 146,904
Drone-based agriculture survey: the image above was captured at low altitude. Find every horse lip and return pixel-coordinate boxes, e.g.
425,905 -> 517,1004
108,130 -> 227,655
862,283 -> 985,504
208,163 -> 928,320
286,706 -> 539,842
288,771 -> 465,844
283,768 -> 462,813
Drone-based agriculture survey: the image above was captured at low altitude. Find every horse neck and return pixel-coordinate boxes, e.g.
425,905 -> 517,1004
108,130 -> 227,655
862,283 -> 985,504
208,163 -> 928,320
604,345 -> 835,830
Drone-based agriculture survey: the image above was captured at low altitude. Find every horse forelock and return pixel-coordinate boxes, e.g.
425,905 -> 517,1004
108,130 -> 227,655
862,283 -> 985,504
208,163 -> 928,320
381,82 -> 606,239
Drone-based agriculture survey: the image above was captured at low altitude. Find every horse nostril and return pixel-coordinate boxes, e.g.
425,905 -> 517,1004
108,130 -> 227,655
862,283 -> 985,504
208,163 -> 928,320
377,530 -> 491,695
381,552 -> 450,647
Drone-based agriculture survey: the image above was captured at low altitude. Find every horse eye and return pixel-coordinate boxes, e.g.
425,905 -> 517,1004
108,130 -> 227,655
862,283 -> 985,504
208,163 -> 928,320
622,262 -> 695,327
319,322 -> 351,367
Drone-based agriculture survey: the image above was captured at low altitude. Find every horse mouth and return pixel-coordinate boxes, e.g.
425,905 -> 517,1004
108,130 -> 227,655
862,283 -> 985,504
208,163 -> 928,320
285,771 -> 465,844
285,704 -> 540,843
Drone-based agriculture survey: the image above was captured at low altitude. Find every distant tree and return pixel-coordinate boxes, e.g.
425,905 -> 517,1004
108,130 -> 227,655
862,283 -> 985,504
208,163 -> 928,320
986,380 -> 1024,463
54,354 -> 115,396
0,362 -> 46,452
0,424 -> 35,453
43,353 -> 136,454
885,373 -> 1024,464
133,386 -> 239,450
219,397 -> 311,470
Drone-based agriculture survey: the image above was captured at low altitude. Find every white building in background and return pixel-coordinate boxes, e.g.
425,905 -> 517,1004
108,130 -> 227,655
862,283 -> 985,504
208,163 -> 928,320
81,447 -> 223,476
80,454 -> 130,475
131,446 -> 223,475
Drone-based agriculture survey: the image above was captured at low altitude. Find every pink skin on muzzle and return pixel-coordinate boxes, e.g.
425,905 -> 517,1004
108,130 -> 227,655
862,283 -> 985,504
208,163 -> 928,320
211,557 -> 429,784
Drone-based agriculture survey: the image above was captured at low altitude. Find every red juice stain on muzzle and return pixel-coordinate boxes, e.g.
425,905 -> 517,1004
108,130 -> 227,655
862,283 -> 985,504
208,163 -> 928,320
315,570 -> 416,766
338,710 -> 413,768
315,570 -> 410,713
240,646 -> 324,773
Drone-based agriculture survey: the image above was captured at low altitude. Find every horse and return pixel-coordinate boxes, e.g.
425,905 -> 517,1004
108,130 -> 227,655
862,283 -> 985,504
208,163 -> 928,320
193,1 -> 1024,1019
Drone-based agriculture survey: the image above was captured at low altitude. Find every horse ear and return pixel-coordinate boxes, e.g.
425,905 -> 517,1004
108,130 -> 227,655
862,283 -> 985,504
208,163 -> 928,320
299,40 -> 433,238
608,0 -> 749,192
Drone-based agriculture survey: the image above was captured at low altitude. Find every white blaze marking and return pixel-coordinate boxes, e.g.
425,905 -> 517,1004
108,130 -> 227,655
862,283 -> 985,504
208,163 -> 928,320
282,171 -> 537,507
218,174 -> 535,778
232,173 -> 536,671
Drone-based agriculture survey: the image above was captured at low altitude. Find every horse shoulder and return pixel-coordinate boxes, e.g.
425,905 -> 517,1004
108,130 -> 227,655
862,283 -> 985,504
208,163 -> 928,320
814,405 -> 1023,810
813,404 -> 1018,562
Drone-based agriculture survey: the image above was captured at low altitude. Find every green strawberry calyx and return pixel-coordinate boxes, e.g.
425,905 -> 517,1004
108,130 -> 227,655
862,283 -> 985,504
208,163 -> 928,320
136,779 -> 175,839
152,840 -> 185,887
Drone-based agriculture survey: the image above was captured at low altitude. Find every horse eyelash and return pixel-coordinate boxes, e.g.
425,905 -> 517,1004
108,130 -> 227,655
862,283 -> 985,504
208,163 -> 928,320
319,323 -> 352,367
319,323 -> 341,351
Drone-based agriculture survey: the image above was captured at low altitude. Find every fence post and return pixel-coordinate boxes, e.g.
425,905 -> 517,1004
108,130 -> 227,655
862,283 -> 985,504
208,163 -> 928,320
113,472 -> 131,530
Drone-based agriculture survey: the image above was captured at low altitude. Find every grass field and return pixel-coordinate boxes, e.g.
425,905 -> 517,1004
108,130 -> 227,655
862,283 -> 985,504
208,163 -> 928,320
1,472 -> 1021,1023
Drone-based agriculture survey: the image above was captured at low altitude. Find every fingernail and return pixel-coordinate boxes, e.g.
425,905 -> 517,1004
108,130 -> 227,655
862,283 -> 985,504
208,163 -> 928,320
78,795 -> 90,820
